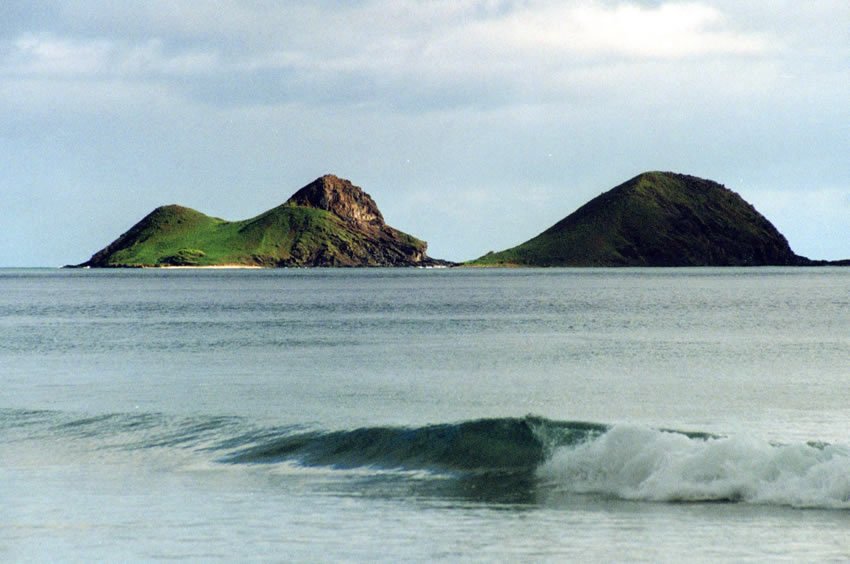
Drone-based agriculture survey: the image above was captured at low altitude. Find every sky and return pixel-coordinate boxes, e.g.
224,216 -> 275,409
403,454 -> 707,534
1,0 -> 848,266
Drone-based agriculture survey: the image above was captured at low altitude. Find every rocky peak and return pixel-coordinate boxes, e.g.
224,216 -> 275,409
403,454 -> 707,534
285,174 -> 385,230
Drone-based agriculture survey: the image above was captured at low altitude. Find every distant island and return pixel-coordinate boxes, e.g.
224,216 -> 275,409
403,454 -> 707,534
74,171 -> 847,268
75,175 -> 450,268
470,171 -> 848,267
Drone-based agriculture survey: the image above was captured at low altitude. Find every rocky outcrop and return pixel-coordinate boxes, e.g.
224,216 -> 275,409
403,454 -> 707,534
285,175 -> 385,231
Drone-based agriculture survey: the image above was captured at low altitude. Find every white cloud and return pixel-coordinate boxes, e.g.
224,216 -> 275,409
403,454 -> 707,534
9,35 -> 112,76
0,2 -> 825,120
0,2 -> 779,117
31,2 -> 773,75
568,2 -> 768,58
3,34 -> 219,78
0,34 -> 222,115
429,2 -> 770,66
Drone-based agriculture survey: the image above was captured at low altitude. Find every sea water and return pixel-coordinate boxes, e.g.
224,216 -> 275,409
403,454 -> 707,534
1,267 -> 849,561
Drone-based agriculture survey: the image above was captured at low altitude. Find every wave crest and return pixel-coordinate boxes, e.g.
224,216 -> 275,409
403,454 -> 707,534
538,425 -> 850,509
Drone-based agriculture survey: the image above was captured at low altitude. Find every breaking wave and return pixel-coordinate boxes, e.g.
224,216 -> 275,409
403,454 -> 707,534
538,425 -> 850,509
4,408 -> 850,509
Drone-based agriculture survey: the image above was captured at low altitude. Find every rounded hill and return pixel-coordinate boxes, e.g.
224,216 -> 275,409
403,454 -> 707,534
472,172 -> 808,267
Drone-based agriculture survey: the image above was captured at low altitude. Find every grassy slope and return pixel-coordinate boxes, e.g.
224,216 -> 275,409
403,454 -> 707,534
470,172 -> 798,267
98,204 -> 426,267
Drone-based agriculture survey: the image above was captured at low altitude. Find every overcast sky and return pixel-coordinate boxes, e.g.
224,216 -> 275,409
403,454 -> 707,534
2,0 -> 848,265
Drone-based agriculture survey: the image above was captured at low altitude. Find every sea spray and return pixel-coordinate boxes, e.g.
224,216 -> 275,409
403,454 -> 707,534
537,425 -> 850,508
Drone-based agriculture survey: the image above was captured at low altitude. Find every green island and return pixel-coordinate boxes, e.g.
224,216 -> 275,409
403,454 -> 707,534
76,175 -> 447,268
469,171 -> 847,267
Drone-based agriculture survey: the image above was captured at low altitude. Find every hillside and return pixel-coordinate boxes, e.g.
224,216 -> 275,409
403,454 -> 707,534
471,172 -> 810,267
78,175 -> 446,267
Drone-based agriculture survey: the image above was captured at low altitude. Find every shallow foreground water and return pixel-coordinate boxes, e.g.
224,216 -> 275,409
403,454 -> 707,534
2,267 -> 849,561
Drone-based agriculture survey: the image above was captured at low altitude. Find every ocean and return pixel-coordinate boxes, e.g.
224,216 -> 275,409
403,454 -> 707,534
1,267 -> 849,561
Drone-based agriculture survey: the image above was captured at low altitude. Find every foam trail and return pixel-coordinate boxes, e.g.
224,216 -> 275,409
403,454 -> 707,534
537,425 -> 850,509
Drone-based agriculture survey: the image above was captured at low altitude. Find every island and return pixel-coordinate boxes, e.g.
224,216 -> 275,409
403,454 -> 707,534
75,175 -> 450,268
470,171 -> 845,267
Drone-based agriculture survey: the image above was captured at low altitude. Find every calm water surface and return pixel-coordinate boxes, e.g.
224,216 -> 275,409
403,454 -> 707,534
1,268 -> 849,561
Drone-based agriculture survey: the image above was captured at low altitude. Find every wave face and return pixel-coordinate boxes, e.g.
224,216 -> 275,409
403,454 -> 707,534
223,417 -> 606,474
0,409 -> 603,475
538,425 -> 850,509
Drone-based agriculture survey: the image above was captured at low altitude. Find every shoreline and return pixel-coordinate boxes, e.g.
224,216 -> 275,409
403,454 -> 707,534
151,264 -> 265,269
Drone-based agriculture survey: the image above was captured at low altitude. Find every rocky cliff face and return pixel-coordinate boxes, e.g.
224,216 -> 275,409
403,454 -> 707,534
285,175 -> 385,231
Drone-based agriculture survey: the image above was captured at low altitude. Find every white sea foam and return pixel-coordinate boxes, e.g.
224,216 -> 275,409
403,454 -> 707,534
538,425 -> 850,509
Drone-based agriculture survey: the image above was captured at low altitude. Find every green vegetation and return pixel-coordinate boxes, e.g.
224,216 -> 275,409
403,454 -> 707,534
82,202 -> 428,267
469,171 -> 805,267
158,248 -> 206,266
